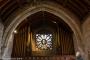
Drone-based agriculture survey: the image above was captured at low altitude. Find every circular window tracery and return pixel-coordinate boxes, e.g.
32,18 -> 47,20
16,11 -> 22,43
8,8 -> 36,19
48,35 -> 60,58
36,33 -> 52,50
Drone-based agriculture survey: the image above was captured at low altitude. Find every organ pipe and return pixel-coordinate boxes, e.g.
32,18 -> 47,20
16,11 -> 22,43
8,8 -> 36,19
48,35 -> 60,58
11,22 -> 75,58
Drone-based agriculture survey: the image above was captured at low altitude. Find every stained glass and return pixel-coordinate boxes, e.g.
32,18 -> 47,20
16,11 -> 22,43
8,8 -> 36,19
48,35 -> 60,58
36,34 -> 52,50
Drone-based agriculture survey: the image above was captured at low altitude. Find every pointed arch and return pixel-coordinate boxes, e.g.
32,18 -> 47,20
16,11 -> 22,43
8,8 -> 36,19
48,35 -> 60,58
2,2 -> 82,58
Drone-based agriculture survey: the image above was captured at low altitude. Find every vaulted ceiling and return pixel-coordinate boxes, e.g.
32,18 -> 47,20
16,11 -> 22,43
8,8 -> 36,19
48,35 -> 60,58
0,0 -> 90,24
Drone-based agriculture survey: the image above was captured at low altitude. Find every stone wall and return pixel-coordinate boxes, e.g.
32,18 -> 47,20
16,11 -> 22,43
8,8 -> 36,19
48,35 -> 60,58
82,15 -> 90,60
2,34 -> 14,60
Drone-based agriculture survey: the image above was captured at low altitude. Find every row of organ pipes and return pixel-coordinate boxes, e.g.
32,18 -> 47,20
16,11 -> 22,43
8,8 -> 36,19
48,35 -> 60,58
57,26 -> 75,55
11,23 -> 75,60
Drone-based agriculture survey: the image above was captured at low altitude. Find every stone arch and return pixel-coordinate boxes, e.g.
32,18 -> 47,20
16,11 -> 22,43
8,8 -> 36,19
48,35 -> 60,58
2,2 -> 82,59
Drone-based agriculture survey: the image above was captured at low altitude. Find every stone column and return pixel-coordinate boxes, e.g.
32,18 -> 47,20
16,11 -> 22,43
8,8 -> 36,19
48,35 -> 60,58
73,34 -> 86,60
82,15 -> 90,60
0,19 -> 4,59
2,34 -> 14,60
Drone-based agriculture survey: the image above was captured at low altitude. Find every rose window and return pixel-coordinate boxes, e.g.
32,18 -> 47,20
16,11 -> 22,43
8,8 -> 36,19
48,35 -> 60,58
36,34 -> 52,50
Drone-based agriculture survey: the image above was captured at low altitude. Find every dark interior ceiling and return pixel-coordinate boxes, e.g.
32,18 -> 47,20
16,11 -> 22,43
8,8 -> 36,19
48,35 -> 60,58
0,0 -> 90,24
19,11 -> 72,33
